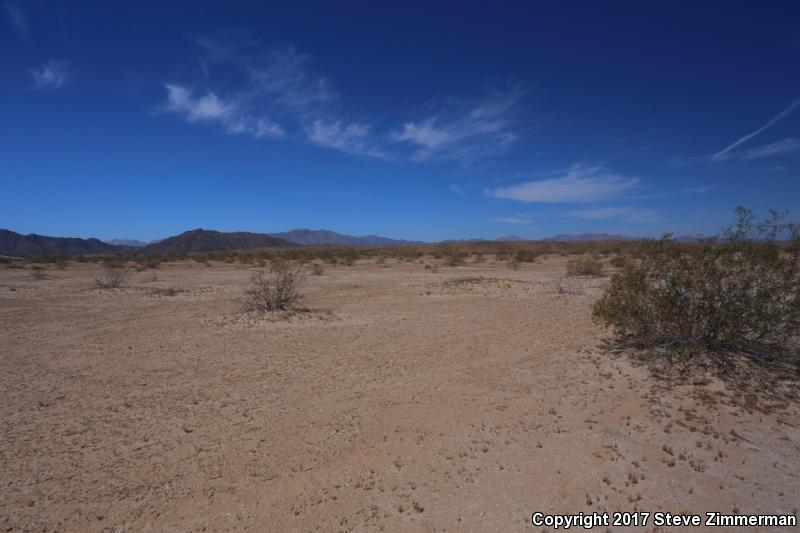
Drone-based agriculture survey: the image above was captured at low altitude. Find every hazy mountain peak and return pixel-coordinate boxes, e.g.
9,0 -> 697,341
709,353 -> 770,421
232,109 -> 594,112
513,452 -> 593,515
105,239 -> 147,247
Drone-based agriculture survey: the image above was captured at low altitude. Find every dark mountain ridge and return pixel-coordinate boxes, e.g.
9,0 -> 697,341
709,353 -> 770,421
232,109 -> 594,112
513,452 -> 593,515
141,229 -> 295,255
0,229 -> 124,256
0,227 -> 705,257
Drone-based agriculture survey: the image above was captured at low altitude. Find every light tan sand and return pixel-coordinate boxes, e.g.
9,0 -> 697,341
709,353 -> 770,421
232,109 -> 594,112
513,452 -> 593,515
1,258 -> 798,531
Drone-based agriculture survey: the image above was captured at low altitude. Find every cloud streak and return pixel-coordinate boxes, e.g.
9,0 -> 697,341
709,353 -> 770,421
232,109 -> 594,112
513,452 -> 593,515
306,119 -> 384,158
160,41 -> 528,162
243,47 -> 337,114
30,60 -> 70,90
493,216 -> 531,224
741,137 -> 800,159
713,98 -> 800,161
488,165 -> 639,203
159,43 -> 385,156
391,87 -> 524,162
3,1 -> 27,39
564,206 -> 661,224
162,83 -> 284,138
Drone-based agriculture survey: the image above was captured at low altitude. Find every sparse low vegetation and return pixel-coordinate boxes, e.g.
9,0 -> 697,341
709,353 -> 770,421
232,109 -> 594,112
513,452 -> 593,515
566,257 -> 604,277
513,250 -> 539,263
609,255 -> 628,268
134,256 -> 162,271
243,262 -> 304,312
444,249 -> 468,267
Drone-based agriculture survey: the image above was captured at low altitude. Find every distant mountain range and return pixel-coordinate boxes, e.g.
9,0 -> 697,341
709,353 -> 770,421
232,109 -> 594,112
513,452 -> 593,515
0,228 -> 702,256
270,228 -> 418,247
543,233 -> 699,243
0,229 -> 123,256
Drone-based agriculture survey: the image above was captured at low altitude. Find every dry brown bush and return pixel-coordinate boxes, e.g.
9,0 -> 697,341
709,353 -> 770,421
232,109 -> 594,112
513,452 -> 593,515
310,262 -> 324,276
95,265 -> 128,288
243,263 -> 304,312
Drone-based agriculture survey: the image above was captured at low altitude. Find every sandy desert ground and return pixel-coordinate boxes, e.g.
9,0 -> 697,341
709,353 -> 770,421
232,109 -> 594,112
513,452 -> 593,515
1,256 -> 798,532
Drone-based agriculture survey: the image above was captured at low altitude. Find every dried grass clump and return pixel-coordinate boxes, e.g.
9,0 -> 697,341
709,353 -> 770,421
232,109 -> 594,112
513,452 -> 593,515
593,207 -> 800,375
310,262 -> 324,276
30,267 -> 48,280
95,264 -> 129,288
609,255 -> 628,268
566,257 -> 604,277
243,263 -> 304,312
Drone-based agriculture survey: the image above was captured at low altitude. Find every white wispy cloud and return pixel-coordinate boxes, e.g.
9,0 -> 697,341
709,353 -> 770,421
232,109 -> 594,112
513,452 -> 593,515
488,165 -> 639,203
162,83 -> 284,138
159,43 -> 388,156
564,206 -> 661,224
244,47 -> 337,114
449,184 -> 465,195
493,216 -> 531,224
3,1 -> 27,39
161,41 -> 529,163
306,119 -> 384,158
164,84 -> 233,121
29,60 -> 70,90
713,98 -> 800,161
741,138 -> 800,159
391,87 -> 524,162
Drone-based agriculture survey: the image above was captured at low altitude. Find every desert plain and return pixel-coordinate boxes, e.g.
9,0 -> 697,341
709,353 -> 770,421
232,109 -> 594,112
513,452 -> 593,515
1,256 -> 798,532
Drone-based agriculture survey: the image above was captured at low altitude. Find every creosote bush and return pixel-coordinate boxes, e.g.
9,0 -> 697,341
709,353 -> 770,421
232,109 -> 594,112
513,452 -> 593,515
310,262 -> 324,276
593,208 -> 800,370
566,257 -> 604,277
244,262 -> 304,312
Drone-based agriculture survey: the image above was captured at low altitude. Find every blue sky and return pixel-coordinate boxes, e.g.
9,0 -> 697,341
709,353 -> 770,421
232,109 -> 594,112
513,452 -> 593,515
1,0 -> 799,241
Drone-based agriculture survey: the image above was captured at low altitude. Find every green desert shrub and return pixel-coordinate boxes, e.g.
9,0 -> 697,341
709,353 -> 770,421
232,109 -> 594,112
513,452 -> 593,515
243,262 -> 304,312
593,208 -> 800,367
566,257 -> 604,277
